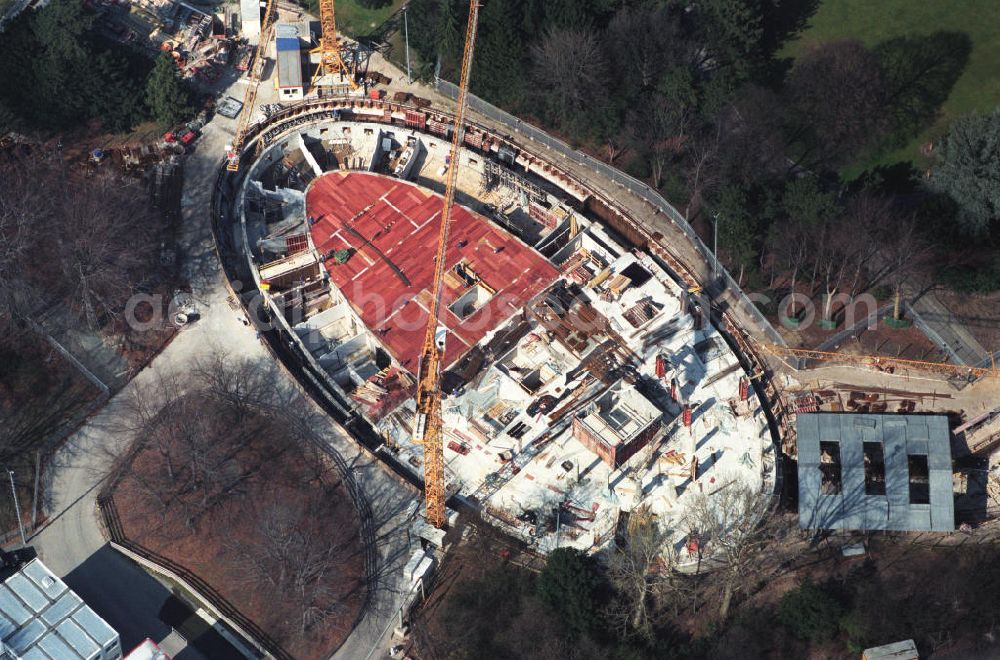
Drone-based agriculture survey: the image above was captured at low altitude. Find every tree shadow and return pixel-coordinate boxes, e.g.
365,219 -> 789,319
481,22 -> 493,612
876,31 -> 972,149
757,0 -> 822,85
761,0 -> 822,58
848,161 -> 921,196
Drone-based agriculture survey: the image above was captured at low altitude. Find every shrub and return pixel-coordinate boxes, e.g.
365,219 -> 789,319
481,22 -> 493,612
536,548 -> 599,635
779,579 -> 844,641
939,254 -> 1000,293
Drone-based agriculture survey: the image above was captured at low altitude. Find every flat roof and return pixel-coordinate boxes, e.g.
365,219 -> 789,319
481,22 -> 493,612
0,558 -> 119,659
578,381 -> 660,447
307,172 -> 560,371
275,28 -> 302,88
797,413 -> 954,532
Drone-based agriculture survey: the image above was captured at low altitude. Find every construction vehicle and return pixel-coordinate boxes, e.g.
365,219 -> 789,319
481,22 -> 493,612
762,344 -> 999,381
310,0 -> 359,93
225,0 -> 276,172
412,0 -> 480,529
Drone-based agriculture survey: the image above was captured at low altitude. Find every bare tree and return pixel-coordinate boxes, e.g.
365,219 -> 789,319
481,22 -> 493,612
684,482 -> 773,621
49,171 -> 158,329
767,220 -> 812,318
0,153 -> 54,323
531,26 -> 608,132
784,40 -> 890,169
605,5 -> 685,95
115,357 -> 291,528
193,353 -> 279,422
875,213 -> 935,321
229,495 -> 359,635
683,122 -> 723,221
607,506 -> 689,638
0,152 -> 159,331
625,97 -> 690,191
0,336 -> 93,469
714,86 -> 789,188
838,198 -> 882,295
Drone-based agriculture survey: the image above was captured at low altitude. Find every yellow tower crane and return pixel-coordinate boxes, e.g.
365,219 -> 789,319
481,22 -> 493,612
310,0 -> 359,92
762,343 -> 999,380
412,0 -> 480,530
226,0 -> 276,172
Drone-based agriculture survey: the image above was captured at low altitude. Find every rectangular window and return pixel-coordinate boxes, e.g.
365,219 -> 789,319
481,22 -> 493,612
819,441 -> 842,495
863,442 -> 886,495
908,454 -> 930,504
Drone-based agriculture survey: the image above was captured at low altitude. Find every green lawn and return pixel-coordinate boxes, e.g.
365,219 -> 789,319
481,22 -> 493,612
334,0 -> 405,38
782,0 -> 1000,172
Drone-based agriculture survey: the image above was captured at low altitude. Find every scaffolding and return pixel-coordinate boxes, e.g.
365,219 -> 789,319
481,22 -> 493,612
482,159 -> 546,205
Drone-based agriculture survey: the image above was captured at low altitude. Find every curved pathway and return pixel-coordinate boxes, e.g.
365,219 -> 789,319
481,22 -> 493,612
30,104 -> 417,659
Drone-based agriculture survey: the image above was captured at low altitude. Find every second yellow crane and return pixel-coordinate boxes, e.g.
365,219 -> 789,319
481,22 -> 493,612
226,0 -> 276,172
311,0 -> 359,92
762,343 -> 998,380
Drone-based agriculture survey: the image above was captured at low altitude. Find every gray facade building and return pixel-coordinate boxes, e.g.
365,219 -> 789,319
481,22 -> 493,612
797,413 -> 954,532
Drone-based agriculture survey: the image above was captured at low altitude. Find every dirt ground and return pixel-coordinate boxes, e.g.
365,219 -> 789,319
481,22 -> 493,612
767,285 -> 948,363
111,424 -> 365,659
411,522 -> 544,659
720,520 -> 1000,659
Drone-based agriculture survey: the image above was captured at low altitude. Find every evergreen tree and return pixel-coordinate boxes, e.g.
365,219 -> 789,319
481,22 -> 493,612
472,0 -> 525,107
92,52 -> 149,132
543,0 -> 613,30
28,0 -> 94,127
146,53 -> 191,127
406,0 -> 441,64
536,548 -> 598,635
713,184 -> 760,277
928,109 -> 1000,235
779,579 -> 844,641
693,0 -> 765,79
436,0 -> 464,78
0,0 -> 151,131
782,176 -> 836,227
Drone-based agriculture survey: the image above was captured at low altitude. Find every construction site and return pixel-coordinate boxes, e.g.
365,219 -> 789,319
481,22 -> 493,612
235,106 -> 777,559
7,0 -> 1000,655
222,0 -> 1000,562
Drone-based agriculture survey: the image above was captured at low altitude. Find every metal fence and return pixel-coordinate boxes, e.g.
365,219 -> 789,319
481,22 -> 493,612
98,494 -> 288,659
434,79 -> 788,349
905,301 -> 963,365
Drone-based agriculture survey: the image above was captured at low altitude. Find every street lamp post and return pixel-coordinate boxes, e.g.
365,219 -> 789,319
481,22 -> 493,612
403,6 -> 412,84
712,211 -> 721,280
8,469 -> 25,547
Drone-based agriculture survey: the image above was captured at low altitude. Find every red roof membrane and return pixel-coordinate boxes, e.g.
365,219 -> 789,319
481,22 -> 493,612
307,172 -> 559,371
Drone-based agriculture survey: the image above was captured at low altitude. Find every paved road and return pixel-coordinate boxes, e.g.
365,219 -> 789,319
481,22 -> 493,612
30,116 -> 258,658
30,92 -> 418,659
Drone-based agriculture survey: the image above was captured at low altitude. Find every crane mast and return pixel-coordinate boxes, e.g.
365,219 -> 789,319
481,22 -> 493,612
311,0 -> 359,92
226,0 -> 276,172
413,0 -> 480,529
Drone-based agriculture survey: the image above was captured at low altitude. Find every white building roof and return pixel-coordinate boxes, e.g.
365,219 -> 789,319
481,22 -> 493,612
0,559 -> 119,660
